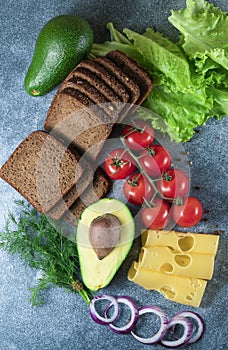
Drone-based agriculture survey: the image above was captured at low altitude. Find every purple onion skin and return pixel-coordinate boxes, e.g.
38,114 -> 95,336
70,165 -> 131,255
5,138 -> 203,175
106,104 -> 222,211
90,309 -> 109,325
89,295 -> 119,326
108,296 -> 139,334
174,311 -> 205,344
160,317 -> 193,348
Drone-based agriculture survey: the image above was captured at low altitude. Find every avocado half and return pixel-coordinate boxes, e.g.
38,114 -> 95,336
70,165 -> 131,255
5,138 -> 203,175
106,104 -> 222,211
76,198 -> 135,291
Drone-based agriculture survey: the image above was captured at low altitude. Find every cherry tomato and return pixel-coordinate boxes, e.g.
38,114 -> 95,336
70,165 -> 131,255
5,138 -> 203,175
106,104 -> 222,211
141,199 -> 170,229
122,120 -> 154,151
139,145 -> 171,177
123,172 -> 154,205
172,196 -> 203,227
156,169 -> 190,199
104,148 -> 136,180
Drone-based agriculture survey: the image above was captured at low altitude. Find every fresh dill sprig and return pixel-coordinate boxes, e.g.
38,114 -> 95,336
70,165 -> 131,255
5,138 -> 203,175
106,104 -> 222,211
0,200 -> 92,306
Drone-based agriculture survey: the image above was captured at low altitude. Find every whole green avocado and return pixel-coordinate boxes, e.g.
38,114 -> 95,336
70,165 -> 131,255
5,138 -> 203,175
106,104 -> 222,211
24,15 -> 93,96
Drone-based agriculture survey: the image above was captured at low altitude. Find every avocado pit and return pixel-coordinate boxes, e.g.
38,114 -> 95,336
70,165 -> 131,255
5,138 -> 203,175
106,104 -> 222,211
89,213 -> 121,259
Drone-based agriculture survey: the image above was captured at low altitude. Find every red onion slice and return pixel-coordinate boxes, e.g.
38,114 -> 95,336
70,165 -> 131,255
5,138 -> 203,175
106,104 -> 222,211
90,294 -> 204,347
174,311 -> 205,344
131,305 -> 168,344
90,295 -> 119,325
106,296 -> 139,334
160,316 -> 193,348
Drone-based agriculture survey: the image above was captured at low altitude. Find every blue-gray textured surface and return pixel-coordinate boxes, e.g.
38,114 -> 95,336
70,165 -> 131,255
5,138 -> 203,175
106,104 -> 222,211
0,1 -> 227,349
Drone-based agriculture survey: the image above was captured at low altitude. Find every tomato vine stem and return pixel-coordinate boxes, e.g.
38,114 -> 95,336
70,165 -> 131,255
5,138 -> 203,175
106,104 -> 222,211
119,136 -> 178,206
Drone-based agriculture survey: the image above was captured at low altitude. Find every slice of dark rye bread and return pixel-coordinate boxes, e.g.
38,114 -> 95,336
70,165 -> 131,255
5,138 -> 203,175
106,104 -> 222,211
59,77 -> 108,104
44,93 -> 112,160
60,86 -> 118,124
67,67 -> 122,106
94,55 -> 141,120
0,130 -> 83,213
106,50 -> 154,105
59,79 -> 109,105
59,66 -> 125,118
47,155 -> 93,220
58,76 -> 120,121
77,59 -> 130,102
94,56 -> 140,105
61,167 -> 111,225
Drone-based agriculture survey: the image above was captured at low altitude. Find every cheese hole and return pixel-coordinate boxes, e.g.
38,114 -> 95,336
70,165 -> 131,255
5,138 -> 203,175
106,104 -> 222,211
160,263 -> 174,274
160,286 -> 176,299
191,279 -> 202,288
186,293 -> 195,301
178,236 -> 194,252
174,254 -> 191,267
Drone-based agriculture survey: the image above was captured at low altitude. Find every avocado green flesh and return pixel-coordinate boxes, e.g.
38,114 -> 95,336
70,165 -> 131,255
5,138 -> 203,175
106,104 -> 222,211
24,15 -> 93,96
76,198 -> 135,291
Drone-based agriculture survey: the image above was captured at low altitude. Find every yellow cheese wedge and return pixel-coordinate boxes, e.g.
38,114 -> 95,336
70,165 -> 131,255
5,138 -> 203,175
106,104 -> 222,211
128,262 -> 207,307
141,230 -> 219,255
138,246 -> 215,279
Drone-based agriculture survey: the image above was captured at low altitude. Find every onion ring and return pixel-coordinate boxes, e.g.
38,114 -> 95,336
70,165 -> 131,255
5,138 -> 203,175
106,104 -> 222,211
90,295 -> 119,325
106,296 -> 139,334
174,311 -> 205,344
160,316 -> 193,348
131,305 -> 168,344
89,294 -> 205,348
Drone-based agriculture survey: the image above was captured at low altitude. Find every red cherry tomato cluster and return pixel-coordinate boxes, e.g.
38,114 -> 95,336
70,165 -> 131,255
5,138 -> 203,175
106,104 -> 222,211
104,120 -> 203,229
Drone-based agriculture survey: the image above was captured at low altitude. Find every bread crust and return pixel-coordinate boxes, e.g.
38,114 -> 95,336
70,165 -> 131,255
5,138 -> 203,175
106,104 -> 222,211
0,130 -> 83,213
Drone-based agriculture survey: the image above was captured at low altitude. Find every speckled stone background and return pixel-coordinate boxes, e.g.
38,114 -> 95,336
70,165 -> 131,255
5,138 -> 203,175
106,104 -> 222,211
0,1 -> 227,349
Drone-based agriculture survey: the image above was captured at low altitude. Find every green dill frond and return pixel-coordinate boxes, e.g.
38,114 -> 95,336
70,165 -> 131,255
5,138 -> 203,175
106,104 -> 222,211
0,201 -> 92,306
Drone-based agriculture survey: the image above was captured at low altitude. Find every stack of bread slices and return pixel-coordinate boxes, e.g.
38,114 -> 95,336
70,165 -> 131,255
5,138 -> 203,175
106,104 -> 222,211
0,50 -> 153,225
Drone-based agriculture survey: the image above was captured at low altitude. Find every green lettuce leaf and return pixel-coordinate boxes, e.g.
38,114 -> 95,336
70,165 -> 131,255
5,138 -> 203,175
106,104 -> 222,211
207,86 -> 228,116
142,85 -> 213,142
90,22 -> 146,66
91,41 -> 143,63
168,0 -> 228,70
123,27 -> 193,90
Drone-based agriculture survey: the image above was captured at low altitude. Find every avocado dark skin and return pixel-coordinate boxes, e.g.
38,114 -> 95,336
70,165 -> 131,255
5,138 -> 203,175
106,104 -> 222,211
24,15 -> 93,96
89,214 -> 121,259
